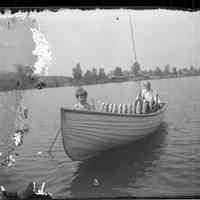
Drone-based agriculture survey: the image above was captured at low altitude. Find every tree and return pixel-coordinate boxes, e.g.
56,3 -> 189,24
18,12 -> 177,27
154,66 -> 162,76
131,61 -> 141,76
84,70 -> 93,83
178,69 -> 183,75
98,68 -> 106,80
148,69 -> 153,75
113,66 -> 123,76
182,67 -> 189,74
172,67 -> 177,75
164,64 -> 170,75
15,64 -> 37,88
72,63 -> 82,80
189,65 -> 196,73
15,64 -> 34,77
91,67 -> 98,81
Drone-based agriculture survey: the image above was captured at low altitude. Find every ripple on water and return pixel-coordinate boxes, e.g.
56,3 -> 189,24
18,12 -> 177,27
1,77 -> 200,197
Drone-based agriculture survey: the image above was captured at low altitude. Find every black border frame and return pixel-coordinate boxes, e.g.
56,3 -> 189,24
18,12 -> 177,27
0,1 -> 200,199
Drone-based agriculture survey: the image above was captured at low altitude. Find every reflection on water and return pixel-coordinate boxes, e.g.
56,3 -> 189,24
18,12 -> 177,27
66,123 -> 168,198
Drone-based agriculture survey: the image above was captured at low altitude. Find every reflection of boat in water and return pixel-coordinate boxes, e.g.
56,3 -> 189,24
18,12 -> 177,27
60,103 -> 167,161
67,123 -> 168,198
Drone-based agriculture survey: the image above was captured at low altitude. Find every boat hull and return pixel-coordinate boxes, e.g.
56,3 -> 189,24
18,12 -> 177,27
60,103 -> 167,161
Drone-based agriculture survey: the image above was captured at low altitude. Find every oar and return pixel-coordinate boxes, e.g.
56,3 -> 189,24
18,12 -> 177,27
47,128 -> 61,154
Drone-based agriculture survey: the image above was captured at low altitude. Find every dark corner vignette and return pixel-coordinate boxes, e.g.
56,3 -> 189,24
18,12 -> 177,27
0,0 -> 199,11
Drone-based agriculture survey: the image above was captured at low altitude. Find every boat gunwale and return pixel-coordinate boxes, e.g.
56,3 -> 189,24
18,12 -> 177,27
60,102 -> 167,118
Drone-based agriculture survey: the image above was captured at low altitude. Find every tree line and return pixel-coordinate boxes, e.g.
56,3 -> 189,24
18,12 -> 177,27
72,63 -> 107,84
0,64 -> 73,91
72,62 -> 200,84
0,64 -> 40,91
1,62 -> 199,92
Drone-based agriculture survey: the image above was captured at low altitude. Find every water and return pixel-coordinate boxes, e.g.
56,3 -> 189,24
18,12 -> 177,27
0,76 -> 200,198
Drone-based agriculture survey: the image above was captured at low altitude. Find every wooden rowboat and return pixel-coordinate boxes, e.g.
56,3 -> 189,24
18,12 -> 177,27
60,103 -> 167,161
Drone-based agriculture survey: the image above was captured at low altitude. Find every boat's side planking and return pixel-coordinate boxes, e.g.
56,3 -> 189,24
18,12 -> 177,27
60,103 -> 167,161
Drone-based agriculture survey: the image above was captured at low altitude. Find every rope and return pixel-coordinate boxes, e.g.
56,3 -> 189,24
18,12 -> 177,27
47,128 -> 61,154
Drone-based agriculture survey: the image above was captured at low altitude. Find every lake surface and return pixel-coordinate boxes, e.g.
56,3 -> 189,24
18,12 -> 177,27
0,76 -> 200,198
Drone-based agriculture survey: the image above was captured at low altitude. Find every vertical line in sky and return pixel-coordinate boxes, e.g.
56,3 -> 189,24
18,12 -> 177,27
129,13 -> 137,62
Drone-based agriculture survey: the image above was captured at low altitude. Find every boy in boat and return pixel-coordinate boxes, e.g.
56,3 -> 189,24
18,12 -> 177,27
74,87 -> 94,111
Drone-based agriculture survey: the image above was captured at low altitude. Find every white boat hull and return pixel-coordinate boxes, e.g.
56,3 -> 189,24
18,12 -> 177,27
60,103 -> 167,161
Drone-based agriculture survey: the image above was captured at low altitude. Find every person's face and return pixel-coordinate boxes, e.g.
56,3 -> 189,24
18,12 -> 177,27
77,93 -> 87,104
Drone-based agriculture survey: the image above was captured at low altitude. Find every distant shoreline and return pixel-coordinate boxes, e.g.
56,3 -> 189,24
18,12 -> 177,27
70,73 -> 200,87
0,73 -> 199,93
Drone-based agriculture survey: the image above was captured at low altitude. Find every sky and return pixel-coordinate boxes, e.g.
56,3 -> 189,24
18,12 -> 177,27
1,9 -> 200,76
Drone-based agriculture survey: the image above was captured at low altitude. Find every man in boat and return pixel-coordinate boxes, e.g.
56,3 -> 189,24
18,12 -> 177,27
137,81 -> 161,113
74,87 -> 94,111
